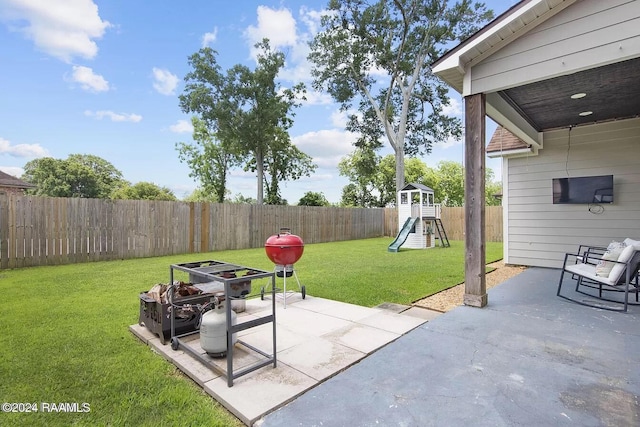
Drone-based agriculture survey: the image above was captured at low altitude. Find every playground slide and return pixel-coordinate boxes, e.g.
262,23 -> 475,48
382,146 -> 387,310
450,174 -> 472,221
388,217 -> 417,253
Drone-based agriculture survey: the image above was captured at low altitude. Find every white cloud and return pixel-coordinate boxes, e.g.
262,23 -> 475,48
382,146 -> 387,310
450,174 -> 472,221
0,0 -> 111,62
68,65 -> 109,92
327,108 -> 364,129
330,110 -> 349,128
84,110 -> 142,122
442,97 -> 462,116
0,137 -> 49,158
299,6 -> 324,36
243,6 -> 326,84
152,67 -> 178,96
245,6 -> 297,52
300,90 -> 333,106
292,129 -> 357,169
202,27 -> 218,47
436,135 -> 464,149
169,119 -> 193,134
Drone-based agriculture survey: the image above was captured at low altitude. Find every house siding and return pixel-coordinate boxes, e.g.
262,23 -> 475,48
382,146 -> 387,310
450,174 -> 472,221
471,0 -> 640,93
505,117 -> 640,268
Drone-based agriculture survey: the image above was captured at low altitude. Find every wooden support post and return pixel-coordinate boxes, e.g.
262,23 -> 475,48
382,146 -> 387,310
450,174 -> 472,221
463,93 -> 487,308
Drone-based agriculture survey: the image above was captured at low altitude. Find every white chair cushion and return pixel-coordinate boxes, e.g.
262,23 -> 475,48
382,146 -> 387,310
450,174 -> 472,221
595,242 -> 626,277
609,245 -> 637,283
623,238 -> 640,250
565,262 -> 616,286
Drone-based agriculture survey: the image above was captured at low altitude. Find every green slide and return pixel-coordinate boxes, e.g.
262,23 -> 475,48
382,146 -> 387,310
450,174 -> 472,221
388,217 -> 417,252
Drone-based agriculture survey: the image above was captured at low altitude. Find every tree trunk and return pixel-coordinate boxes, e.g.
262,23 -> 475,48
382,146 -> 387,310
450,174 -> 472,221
256,150 -> 264,204
395,145 -> 405,194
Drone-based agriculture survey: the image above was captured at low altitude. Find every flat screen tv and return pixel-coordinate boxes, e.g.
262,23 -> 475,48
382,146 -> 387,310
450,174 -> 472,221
552,175 -> 613,204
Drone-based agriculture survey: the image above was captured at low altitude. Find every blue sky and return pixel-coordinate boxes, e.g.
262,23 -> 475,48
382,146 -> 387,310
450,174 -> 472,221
0,0 -> 517,204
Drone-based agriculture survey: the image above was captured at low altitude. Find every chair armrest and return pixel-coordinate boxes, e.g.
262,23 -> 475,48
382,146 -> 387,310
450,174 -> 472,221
576,245 -> 607,265
563,251 -> 610,268
578,244 -> 606,256
579,251 -> 607,265
563,252 -> 585,268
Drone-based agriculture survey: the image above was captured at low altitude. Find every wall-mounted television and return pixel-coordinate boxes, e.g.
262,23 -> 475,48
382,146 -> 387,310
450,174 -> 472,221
552,175 -> 613,204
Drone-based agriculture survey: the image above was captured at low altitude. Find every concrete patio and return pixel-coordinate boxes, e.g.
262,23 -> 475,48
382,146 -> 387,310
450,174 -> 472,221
258,267 -> 640,426
130,291 -> 438,425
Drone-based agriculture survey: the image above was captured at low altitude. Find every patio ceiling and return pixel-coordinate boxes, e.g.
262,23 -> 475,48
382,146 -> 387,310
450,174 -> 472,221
498,56 -> 640,131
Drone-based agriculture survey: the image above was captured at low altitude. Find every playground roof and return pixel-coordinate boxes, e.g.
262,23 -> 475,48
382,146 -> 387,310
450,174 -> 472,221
401,183 -> 434,193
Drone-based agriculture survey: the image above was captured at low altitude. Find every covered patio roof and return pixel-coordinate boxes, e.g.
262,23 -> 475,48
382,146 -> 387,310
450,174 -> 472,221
431,0 -> 640,308
433,0 -> 640,145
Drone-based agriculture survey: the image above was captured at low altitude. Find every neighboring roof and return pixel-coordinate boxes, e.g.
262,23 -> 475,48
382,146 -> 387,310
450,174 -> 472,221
486,127 -> 530,153
0,170 -> 36,189
401,183 -> 434,192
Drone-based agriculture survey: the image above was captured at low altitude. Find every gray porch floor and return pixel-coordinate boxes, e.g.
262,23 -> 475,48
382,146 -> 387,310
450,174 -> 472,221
259,267 -> 640,427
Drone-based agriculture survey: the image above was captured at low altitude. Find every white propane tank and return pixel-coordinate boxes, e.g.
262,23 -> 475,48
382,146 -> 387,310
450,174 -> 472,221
199,300 -> 237,357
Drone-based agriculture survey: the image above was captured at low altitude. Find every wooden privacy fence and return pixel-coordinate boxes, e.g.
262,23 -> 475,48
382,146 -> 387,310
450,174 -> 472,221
0,194 -> 394,268
0,194 -> 502,269
382,206 -> 502,242
439,206 -> 503,242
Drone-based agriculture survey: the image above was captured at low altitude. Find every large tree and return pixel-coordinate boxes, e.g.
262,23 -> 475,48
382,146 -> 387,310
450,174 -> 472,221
298,191 -> 330,206
22,154 -> 125,198
177,117 -> 240,203
251,127 -> 316,205
338,146 -> 380,207
179,40 -> 312,204
309,0 -> 493,194
424,160 -> 501,207
377,155 -> 435,206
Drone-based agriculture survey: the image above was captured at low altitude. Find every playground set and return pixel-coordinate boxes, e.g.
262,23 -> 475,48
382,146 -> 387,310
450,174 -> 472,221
388,183 -> 450,252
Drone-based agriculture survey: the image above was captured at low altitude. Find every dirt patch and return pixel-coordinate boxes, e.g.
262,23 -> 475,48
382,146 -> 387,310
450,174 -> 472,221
413,261 -> 527,312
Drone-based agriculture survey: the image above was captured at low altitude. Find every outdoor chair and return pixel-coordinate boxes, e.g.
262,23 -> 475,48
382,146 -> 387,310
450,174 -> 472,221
557,238 -> 640,312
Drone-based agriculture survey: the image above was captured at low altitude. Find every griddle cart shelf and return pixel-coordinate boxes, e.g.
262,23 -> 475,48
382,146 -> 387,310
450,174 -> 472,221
168,260 -> 276,387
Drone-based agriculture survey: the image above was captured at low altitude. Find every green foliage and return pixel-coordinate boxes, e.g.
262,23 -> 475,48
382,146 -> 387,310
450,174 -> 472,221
177,117 -> 240,203
432,160 -> 465,206
338,146 -> 381,207
184,187 -> 228,203
309,0 -> 494,193
22,154 -> 125,198
377,155 -> 435,206
298,191 -> 330,206
340,154 -> 501,207
179,40 -> 313,204
262,128 -> 314,205
427,160 -> 502,207
228,193 -> 257,204
485,168 -> 503,206
110,181 -> 177,201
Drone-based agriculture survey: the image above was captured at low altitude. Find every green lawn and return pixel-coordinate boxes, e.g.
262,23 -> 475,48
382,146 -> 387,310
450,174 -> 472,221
0,238 -> 502,426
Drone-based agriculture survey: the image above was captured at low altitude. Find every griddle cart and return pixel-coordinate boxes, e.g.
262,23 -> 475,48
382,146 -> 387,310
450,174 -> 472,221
168,260 -> 276,387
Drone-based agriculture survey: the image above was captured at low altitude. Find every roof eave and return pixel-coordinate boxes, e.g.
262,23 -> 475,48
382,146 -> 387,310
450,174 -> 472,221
487,146 -> 537,158
432,0 -> 577,94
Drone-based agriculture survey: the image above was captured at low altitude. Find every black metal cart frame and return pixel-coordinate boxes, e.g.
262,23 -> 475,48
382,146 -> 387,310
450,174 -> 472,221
168,260 -> 276,387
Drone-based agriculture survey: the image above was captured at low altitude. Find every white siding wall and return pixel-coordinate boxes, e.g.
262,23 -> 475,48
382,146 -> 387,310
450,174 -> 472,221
472,0 -> 640,93
505,118 -> 640,268
405,231 -> 426,249
398,198 -> 412,227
